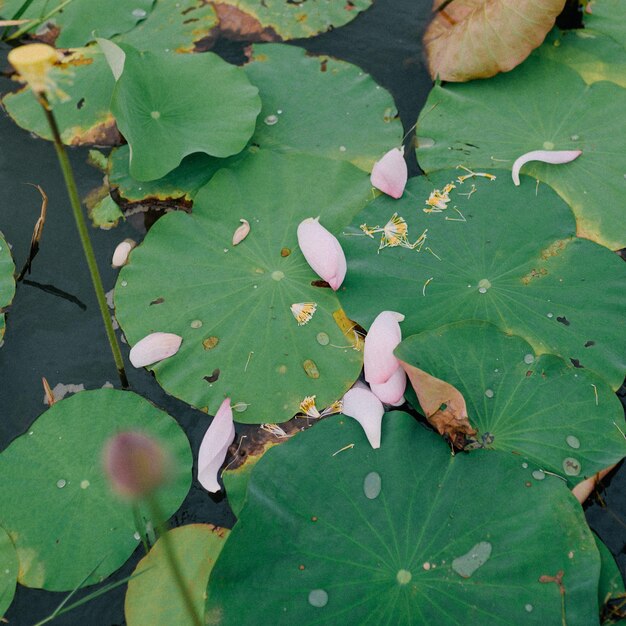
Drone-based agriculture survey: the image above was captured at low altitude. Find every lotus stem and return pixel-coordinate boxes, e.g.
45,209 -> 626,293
146,495 -> 203,626
37,95 -> 129,388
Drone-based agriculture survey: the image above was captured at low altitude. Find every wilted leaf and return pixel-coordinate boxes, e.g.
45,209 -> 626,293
397,358 -> 475,447
0,232 -> 16,344
424,0 -> 566,81
0,525 -> 18,618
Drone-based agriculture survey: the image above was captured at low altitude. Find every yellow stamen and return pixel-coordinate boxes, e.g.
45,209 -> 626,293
456,165 -> 496,184
299,395 -> 321,418
290,302 -> 317,326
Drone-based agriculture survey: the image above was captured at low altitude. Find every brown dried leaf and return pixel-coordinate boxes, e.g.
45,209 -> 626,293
424,0 -> 566,82
398,358 -> 476,448
213,3 -> 279,42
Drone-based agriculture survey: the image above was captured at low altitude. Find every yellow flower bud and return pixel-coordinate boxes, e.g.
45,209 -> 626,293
7,43 -> 59,94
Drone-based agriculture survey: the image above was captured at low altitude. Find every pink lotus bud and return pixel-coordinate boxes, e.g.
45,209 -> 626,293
198,398 -> 236,493
512,150 -> 582,186
370,366 -> 406,406
341,387 -> 384,449
370,147 -> 407,199
363,311 -> 405,385
129,332 -> 182,368
232,219 -> 250,246
103,431 -> 170,498
111,239 -> 136,268
297,217 -> 347,291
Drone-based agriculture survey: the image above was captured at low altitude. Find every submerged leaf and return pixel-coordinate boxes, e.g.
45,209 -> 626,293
0,233 -> 16,344
424,0 -> 566,81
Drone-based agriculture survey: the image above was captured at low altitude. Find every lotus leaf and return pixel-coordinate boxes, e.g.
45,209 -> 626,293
0,389 -> 192,590
0,233 -> 15,344
114,151 -> 369,423
339,172 -> 626,389
396,321 -> 626,484
0,0 -> 153,47
583,0 -> 626,49
214,0 -> 371,40
2,47 -> 119,146
110,44 -> 260,181
0,525 -> 17,619
206,412 -> 601,625
415,55 -> 626,250
125,524 -> 229,626
595,535 -> 625,611
424,0 -> 566,81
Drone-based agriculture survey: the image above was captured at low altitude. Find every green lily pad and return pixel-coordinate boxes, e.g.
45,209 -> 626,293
0,233 -> 15,345
396,320 -> 626,485
243,44 -> 402,171
583,0 -> 626,49
415,54 -> 626,250
125,524 -> 229,626
339,172 -> 626,389
0,0 -> 153,47
115,0 -> 218,53
423,0 -> 566,81
206,412 -> 601,625
0,389 -> 192,591
595,535 -> 625,610
114,151 -> 368,424
108,44 -> 401,207
214,0 -> 371,40
2,47 -> 119,146
0,525 -> 18,619
110,44 -> 260,181
88,193 -> 124,230
538,28 -> 626,87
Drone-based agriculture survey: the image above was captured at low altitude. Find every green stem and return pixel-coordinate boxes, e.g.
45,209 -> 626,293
146,496 -> 203,626
38,95 -> 129,389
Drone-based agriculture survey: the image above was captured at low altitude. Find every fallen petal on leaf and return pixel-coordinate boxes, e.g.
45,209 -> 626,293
399,359 -> 476,447
232,219 -> 250,246
111,239 -> 136,268
129,332 -> 182,368
341,387 -> 384,449
370,365 -> 406,405
198,398 -> 236,493
370,147 -> 407,199
571,464 -> 616,504
297,217 -> 347,290
512,150 -> 582,186
364,310 -> 405,384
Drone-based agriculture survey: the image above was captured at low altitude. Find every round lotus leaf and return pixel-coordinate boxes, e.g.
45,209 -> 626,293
338,172 -> 626,389
2,47 -> 119,146
206,412 -> 601,625
214,0 -> 371,40
595,535 -> 625,611
0,389 -> 192,591
0,233 -> 15,345
114,0 -> 218,53
415,55 -> 626,250
0,526 -> 18,619
423,0 -> 566,81
125,524 -> 228,626
243,44 -> 402,170
582,0 -> 626,49
0,0 -> 153,47
111,45 -> 260,181
538,28 -> 626,87
114,151 -> 368,424
396,321 -> 626,485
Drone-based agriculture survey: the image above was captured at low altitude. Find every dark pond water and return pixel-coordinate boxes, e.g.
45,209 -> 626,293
0,0 -> 623,623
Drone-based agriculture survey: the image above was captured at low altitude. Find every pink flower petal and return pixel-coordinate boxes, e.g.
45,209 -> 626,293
232,219 -> 250,246
341,387 -> 384,449
370,147 -> 407,199
129,332 -> 182,368
370,366 -> 406,405
198,398 -> 236,493
363,310 -> 405,385
297,217 -> 347,290
512,150 -> 582,186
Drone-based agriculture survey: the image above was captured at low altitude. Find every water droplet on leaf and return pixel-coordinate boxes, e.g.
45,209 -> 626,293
363,471 -> 381,499
308,589 -> 328,608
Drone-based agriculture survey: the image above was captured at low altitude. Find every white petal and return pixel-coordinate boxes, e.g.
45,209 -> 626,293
97,38 -> 126,81
363,310 -> 405,385
232,219 -> 250,246
370,366 -> 406,405
111,239 -> 136,268
129,332 -> 182,368
341,387 -> 384,449
512,150 -> 582,186
197,398 -> 236,493
297,217 -> 347,290
370,147 -> 407,199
